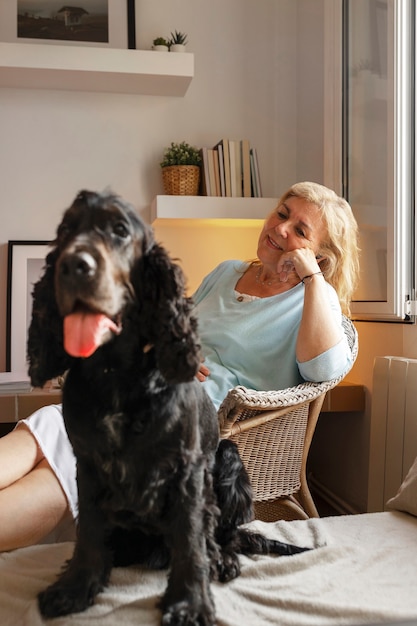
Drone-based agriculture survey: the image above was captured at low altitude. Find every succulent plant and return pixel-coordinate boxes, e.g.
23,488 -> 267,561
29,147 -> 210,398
160,142 -> 201,167
153,37 -> 169,47
169,31 -> 188,46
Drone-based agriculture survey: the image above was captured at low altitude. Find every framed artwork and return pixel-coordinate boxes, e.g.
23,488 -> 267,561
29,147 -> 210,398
0,1 -> 136,49
6,241 -> 50,374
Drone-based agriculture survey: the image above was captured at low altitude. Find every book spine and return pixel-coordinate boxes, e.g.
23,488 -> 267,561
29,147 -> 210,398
217,144 -> 226,196
222,140 -> 232,197
234,140 -> 242,197
207,149 -> 217,197
199,147 -> 211,196
213,148 -> 221,196
252,148 -> 262,197
250,150 -> 258,197
229,140 -> 237,197
241,139 -> 251,197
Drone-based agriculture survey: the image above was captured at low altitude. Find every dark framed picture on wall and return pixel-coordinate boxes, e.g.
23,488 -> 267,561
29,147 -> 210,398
6,241 -> 51,374
0,1 -> 136,49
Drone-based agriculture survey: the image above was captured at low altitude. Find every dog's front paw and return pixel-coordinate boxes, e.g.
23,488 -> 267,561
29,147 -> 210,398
161,600 -> 215,626
38,578 -> 100,618
217,551 -> 241,583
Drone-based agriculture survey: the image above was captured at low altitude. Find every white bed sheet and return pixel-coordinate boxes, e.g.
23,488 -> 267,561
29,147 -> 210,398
1,511 -> 416,626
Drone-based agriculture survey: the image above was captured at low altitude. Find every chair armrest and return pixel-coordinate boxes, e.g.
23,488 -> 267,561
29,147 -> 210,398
218,379 -> 340,436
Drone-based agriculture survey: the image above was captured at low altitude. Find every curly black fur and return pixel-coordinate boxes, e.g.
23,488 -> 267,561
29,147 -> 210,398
29,190 -> 308,625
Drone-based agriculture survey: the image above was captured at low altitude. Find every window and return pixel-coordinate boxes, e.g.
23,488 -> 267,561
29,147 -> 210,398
325,0 -> 415,321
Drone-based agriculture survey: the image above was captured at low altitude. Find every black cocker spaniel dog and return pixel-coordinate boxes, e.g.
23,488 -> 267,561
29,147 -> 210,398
28,189 -> 307,626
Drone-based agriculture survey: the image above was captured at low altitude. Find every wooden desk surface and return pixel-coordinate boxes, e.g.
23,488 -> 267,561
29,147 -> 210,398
0,380 -> 366,424
0,389 -> 61,423
321,381 -> 365,412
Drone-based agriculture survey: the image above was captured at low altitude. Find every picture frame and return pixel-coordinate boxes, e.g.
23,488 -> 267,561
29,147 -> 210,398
6,240 -> 51,374
0,1 -> 136,49
127,0 -> 136,50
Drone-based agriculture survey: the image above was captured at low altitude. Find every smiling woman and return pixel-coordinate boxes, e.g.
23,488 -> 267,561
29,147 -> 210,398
252,197 -> 326,287
233,181 -> 359,316
192,180 -> 360,407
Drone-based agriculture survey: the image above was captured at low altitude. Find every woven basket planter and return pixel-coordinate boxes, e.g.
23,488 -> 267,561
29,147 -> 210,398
162,165 -> 200,195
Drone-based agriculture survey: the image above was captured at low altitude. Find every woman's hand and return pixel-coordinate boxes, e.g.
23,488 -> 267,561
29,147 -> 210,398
196,362 -> 210,382
276,247 -> 323,283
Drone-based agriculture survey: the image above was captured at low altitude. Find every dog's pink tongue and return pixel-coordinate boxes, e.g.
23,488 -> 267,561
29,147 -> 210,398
64,312 -> 119,358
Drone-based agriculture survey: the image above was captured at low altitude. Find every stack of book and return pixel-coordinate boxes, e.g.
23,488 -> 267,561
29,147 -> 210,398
0,372 -> 31,394
199,139 -> 262,198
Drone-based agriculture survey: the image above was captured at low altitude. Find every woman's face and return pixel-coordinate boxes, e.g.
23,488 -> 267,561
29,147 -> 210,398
257,196 -> 327,266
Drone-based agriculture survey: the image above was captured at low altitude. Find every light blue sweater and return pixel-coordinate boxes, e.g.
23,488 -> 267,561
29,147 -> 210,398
193,260 -> 352,410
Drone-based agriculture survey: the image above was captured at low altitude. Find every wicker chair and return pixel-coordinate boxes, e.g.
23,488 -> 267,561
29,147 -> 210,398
217,316 -> 358,522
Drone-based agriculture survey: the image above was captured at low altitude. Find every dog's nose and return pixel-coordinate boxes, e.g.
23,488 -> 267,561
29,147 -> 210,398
59,251 -> 97,281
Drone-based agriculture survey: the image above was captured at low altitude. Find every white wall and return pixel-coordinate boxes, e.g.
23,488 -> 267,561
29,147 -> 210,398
0,0 -> 300,370
1,0 -> 335,370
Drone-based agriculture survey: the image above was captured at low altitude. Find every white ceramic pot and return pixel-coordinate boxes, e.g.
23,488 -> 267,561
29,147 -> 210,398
170,44 -> 186,53
152,45 -> 169,52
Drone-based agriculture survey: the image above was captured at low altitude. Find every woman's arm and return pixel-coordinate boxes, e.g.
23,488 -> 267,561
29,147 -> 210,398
277,247 -> 343,363
296,271 -> 343,363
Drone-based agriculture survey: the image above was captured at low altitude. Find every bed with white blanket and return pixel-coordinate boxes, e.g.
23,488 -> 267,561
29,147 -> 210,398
2,457 -> 417,626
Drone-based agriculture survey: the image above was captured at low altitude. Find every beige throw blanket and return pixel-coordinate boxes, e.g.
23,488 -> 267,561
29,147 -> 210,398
1,512 -> 417,626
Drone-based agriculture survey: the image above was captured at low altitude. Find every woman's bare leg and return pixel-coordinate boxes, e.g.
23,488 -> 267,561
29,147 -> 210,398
0,426 -> 44,489
0,426 -> 69,551
0,458 -> 69,551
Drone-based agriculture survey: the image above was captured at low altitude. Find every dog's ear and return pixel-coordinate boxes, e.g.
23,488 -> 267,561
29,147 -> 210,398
27,248 -> 74,388
132,243 -> 201,384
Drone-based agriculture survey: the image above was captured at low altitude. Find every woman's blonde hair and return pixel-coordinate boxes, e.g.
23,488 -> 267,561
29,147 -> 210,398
278,181 -> 360,316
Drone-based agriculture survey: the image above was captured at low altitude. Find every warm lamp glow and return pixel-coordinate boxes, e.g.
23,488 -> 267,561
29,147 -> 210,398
153,219 -> 264,294
152,217 -> 264,228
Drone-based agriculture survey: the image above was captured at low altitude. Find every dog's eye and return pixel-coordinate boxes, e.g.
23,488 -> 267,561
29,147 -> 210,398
113,222 -> 130,239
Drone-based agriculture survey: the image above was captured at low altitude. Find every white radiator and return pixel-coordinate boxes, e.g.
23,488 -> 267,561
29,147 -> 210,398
368,356 -> 417,512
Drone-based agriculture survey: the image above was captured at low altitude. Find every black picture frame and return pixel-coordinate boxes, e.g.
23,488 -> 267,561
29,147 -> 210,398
127,0 -> 136,50
1,2 -> 136,50
6,240 -> 50,373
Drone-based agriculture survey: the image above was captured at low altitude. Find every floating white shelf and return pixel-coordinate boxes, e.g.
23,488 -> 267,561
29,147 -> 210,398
0,42 -> 194,96
150,195 -> 278,222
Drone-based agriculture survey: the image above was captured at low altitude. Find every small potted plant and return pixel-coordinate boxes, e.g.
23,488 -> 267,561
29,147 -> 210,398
160,141 -> 201,195
169,30 -> 188,53
152,37 -> 169,52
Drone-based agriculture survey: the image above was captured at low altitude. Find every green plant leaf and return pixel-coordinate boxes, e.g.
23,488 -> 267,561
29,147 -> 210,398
160,141 -> 201,167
